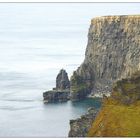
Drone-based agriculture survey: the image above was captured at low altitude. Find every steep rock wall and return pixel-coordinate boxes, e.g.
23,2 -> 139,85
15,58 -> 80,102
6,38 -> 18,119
70,15 -> 140,100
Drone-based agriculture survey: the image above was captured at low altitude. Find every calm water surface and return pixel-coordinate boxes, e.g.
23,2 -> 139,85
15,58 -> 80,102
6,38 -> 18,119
0,98 -> 101,137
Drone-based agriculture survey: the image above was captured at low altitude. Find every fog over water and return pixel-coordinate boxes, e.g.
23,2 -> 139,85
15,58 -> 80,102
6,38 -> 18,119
0,3 -> 140,137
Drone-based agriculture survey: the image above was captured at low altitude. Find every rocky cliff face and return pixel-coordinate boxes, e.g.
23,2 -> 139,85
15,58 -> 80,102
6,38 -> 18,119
70,15 -> 140,100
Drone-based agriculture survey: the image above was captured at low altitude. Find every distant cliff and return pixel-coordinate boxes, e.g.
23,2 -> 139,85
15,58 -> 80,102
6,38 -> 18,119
70,15 -> 140,100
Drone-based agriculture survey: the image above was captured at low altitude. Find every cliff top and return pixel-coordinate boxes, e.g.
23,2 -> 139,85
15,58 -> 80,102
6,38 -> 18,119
91,15 -> 140,24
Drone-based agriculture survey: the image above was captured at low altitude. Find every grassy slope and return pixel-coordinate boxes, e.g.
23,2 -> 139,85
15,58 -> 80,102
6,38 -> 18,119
88,100 -> 140,137
88,73 -> 140,137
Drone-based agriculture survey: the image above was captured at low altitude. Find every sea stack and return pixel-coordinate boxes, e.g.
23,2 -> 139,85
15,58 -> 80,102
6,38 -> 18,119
56,69 -> 70,90
43,69 -> 70,103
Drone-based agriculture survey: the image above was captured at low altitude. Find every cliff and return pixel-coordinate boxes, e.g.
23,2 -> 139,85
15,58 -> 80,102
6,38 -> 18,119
88,71 -> 140,137
70,15 -> 140,100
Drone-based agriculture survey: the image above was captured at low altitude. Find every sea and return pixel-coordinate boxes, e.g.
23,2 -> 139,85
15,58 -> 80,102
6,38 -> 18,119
0,3 -> 139,137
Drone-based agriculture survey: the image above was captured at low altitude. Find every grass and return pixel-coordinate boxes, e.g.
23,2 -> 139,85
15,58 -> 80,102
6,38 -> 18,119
87,71 -> 140,137
88,100 -> 140,137
70,70 -> 140,136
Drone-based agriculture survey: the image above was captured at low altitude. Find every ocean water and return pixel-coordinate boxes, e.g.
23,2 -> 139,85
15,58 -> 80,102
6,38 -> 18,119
0,98 -> 101,137
0,3 -> 140,137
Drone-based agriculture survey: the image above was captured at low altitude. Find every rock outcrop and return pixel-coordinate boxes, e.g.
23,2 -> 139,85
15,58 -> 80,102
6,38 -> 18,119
68,107 -> 99,137
43,69 -> 70,103
70,15 -> 140,100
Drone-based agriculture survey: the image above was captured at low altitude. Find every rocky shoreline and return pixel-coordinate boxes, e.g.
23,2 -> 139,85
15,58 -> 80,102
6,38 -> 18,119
68,107 -> 99,137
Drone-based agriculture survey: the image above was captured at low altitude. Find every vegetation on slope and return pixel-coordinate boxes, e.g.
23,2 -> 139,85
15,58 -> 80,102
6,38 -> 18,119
88,71 -> 140,137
